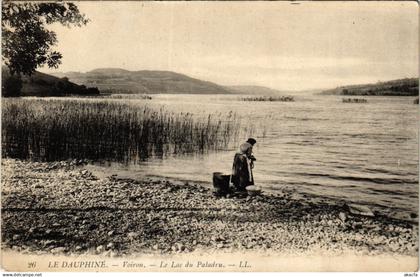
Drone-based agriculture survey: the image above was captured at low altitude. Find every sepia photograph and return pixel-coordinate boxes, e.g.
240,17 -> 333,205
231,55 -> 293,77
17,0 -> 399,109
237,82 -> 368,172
0,0 -> 418,272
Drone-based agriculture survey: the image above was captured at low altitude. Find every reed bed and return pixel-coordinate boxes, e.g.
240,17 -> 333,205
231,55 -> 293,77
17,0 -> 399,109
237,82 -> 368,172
106,94 -> 153,100
342,98 -> 368,103
241,96 -> 294,102
2,99 -> 240,162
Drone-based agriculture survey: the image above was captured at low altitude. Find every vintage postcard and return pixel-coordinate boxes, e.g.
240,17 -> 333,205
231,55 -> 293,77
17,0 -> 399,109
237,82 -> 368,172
1,0 -> 418,273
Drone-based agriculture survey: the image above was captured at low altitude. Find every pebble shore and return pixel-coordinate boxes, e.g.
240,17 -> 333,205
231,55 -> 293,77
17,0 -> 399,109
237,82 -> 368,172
1,159 -> 418,257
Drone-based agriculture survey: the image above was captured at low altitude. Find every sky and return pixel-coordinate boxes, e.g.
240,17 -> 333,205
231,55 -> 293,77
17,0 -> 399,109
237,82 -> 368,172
42,1 -> 419,91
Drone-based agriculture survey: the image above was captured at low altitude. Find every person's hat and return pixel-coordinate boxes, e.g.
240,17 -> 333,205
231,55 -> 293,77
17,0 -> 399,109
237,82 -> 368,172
246,138 -> 257,145
240,142 -> 252,153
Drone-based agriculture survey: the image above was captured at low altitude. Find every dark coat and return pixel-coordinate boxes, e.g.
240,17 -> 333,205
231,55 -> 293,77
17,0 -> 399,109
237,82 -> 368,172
231,153 -> 254,191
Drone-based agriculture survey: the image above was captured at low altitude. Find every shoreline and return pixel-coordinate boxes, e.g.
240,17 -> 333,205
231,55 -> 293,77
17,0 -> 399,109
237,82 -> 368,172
1,159 -> 418,259
84,162 -> 418,224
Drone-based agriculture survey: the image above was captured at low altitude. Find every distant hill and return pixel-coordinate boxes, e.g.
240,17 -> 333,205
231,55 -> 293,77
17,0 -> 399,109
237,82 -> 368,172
2,66 -> 99,97
225,85 -> 290,95
51,68 -> 232,94
320,78 -> 419,96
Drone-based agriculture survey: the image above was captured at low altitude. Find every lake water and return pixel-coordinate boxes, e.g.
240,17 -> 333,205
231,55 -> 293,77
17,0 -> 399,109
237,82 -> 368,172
89,94 -> 419,221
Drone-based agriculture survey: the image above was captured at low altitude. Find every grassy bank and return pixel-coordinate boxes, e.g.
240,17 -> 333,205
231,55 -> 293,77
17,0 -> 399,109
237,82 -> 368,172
2,99 -> 240,162
1,159 -> 418,257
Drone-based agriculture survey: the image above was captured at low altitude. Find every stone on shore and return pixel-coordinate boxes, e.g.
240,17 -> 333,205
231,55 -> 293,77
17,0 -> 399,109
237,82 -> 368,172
339,212 -> 347,222
50,247 -> 66,254
347,204 -> 375,217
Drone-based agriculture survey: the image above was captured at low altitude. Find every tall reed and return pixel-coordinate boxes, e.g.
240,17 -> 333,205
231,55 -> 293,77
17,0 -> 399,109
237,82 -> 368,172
2,99 -> 240,162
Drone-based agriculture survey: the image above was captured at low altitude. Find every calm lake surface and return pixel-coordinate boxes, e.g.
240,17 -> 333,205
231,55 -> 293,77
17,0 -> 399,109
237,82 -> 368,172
89,94 -> 419,220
